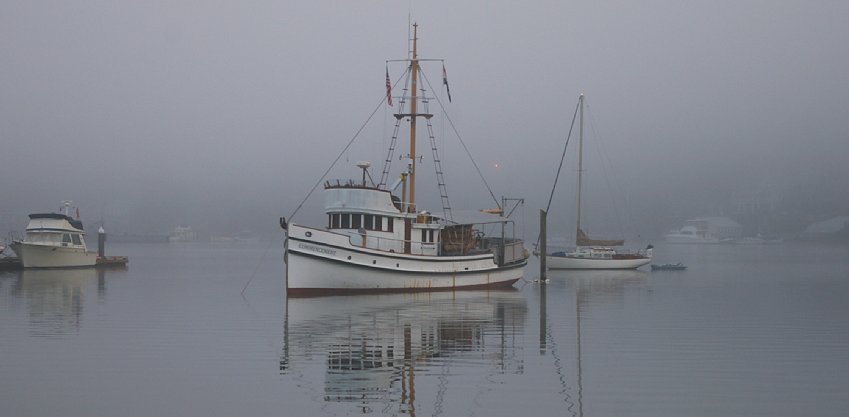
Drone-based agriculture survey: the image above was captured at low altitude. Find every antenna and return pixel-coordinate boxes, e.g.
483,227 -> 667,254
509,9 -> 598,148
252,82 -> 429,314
356,161 -> 373,186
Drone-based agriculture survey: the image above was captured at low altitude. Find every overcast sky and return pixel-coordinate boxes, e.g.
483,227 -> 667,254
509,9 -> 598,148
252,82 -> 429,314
2,0 -> 848,239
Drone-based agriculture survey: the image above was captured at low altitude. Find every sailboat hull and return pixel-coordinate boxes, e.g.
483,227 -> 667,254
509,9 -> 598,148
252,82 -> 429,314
547,254 -> 651,270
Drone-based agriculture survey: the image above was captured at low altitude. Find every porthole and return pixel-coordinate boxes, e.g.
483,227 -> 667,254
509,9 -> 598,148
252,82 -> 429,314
372,260 -> 377,264
305,231 -> 312,237
396,263 -> 400,267
347,256 -> 352,260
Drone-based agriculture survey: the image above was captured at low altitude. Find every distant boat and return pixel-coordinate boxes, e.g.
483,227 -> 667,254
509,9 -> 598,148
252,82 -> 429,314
665,218 -> 738,244
651,262 -> 687,271
168,225 -> 197,243
545,94 -> 652,270
282,23 -> 528,295
9,201 -> 98,268
664,225 -> 725,244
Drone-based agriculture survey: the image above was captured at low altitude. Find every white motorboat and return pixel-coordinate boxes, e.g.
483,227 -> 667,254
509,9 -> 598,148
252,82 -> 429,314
544,95 -> 652,270
9,201 -> 97,268
664,224 -> 733,244
283,24 -> 528,296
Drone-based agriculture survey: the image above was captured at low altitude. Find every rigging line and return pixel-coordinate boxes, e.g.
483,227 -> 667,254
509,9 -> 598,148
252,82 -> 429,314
241,234 -> 284,296
378,66 -> 413,187
545,100 -> 581,214
287,92 -> 393,223
419,70 -> 502,210
534,99 -> 581,248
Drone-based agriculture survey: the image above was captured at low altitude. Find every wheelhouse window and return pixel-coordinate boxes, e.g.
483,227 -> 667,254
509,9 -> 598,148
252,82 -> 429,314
387,217 -> 394,233
62,234 -> 72,245
331,214 -> 340,229
72,234 -> 82,245
341,214 -> 350,229
352,214 -> 361,230
364,215 -> 375,231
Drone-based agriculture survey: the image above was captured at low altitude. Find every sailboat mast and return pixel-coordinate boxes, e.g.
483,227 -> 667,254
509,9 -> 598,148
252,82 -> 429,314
575,93 -> 584,240
408,24 -> 419,211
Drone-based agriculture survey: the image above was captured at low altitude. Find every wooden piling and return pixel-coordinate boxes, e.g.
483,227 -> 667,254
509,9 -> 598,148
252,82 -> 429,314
540,209 -> 547,279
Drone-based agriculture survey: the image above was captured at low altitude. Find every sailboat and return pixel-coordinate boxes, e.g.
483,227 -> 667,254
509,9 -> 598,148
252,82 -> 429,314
282,24 -> 529,295
546,94 -> 652,270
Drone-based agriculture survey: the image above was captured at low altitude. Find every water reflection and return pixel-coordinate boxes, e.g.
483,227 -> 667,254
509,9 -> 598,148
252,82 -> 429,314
281,290 -> 527,415
9,268 -> 104,337
539,269 -> 649,417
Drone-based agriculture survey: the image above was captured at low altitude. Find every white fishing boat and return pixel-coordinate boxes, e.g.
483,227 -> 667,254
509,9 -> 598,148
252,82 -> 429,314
9,201 -> 97,268
283,24 -> 528,296
545,95 -> 652,270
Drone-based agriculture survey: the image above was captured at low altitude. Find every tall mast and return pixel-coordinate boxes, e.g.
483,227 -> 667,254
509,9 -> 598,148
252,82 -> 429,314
408,23 -> 419,211
576,94 -> 584,241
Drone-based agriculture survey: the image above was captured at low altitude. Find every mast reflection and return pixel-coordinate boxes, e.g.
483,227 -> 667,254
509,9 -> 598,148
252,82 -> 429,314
540,269 -> 649,417
280,290 -> 527,414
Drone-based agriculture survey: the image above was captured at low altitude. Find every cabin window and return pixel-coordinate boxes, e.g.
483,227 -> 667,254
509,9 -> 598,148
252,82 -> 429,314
331,214 -> 340,229
328,214 -> 332,228
421,229 -> 427,243
62,234 -> 72,244
374,216 -> 383,231
352,214 -> 361,230
429,230 -> 435,243
72,234 -> 82,245
341,214 -> 350,229
364,215 -> 374,231
387,218 -> 394,233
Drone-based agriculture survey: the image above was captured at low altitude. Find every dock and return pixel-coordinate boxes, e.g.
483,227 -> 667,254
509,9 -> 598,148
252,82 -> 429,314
0,257 -> 22,270
96,256 -> 129,268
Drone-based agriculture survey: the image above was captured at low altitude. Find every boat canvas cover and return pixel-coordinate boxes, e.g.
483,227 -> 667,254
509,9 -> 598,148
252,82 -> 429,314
576,228 -> 624,247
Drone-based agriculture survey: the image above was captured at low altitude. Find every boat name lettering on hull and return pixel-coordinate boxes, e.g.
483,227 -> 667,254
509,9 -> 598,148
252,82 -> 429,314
298,243 -> 337,256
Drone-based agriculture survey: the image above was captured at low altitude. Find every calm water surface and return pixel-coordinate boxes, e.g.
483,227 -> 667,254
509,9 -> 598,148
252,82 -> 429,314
1,241 -> 848,416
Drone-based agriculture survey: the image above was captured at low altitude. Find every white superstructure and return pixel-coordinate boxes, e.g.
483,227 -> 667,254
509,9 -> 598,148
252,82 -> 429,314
10,201 -> 97,268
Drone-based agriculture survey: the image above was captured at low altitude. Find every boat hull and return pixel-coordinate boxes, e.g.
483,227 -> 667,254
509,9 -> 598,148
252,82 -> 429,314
9,242 -> 97,268
664,235 -> 723,244
286,233 -> 526,296
546,254 -> 651,270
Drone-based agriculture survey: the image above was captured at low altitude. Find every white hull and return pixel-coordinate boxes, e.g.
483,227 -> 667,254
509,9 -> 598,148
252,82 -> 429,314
286,228 -> 525,295
547,254 -> 651,270
10,242 -> 97,268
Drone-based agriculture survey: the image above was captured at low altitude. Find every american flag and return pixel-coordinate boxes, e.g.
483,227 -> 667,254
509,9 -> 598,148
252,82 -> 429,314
442,64 -> 452,103
385,67 -> 393,106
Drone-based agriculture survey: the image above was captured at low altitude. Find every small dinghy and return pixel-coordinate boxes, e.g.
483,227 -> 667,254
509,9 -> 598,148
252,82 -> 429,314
651,262 -> 687,271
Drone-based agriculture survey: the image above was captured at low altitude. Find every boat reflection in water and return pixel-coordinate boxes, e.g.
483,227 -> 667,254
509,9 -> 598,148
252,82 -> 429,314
539,269 -> 649,417
8,268 -> 110,337
280,289 -> 527,414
